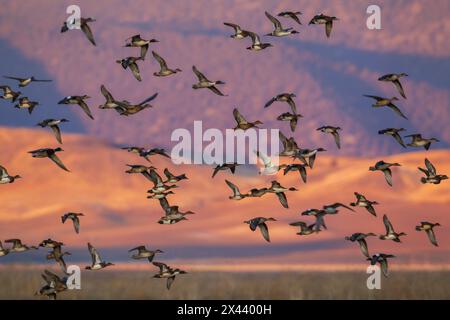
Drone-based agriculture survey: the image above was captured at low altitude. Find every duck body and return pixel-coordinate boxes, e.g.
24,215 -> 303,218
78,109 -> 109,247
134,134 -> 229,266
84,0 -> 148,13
0,85 -> 21,102
0,165 -> 21,184
405,134 -> 439,150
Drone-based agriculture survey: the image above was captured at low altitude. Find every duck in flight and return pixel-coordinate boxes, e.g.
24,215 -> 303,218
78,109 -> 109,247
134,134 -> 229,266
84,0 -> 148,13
223,22 -> 250,39
345,232 -> 376,258
277,112 -> 303,132
416,222 -> 440,247
58,95 -> 94,120
317,126 -> 341,149
152,51 -> 182,77
378,73 -> 408,99
378,128 -> 406,148
85,243 -> 114,270
15,97 -> 39,114
153,262 -> 187,290
283,163 -> 307,183
264,11 -> 299,37
212,163 -> 239,178
350,192 -> 378,217
129,246 -> 163,262
0,165 -> 21,184
46,244 -> 71,274
192,65 -> 226,96
379,214 -> 406,243
322,202 -> 355,215
308,14 -> 338,38
124,34 -> 159,59
233,108 -> 262,130
122,147 -> 170,162
364,95 -> 407,119
3,76 -> 52,87
36,270 -> 68,300
61,212 -> 84,234
37,119 -> 69,144
244,217 -> 276,242
289,221 -> 320,236
278,11 -> 303,25
116,56 -> 144,81
268,181 -> 297,209
369,160 -> 401,187
61,17 -> 96,46
0,85 -> 21,102
225,180 -> 248,200
294,147 -> 326,169
405,134 -> 439,150
157,200 -> 194,225
4,239 -> 38,253
418,158 -> 448,185
246,30 -> 273,51
367,253 -> 395,277
278,131 -> 300,157
265,93 -> 297,114
28,148 -> 70,172
114,93 -> 159,116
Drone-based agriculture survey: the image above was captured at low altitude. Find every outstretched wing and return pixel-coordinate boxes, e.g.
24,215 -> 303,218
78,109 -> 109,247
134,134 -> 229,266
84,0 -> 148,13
265,11 -> 282,31
393,79 -> 406,99
80,22 -> 96,46
276,192 -> 288,208
258,222 -> 271,242
192,65 -> 208,82
383,215 -> 395,234
50,125 -> 62,144
382,168 -> 393,186
88,243 -> 102,265
49,153 -> 70,172
424,158 -> 436,176
387,103 -> 408,119
233,108 -> 248,125
152,51 -> 168,71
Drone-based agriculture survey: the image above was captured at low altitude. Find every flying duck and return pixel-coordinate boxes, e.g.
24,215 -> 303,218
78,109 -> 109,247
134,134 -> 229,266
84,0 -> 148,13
192,65 -> 226,96
140,148 -> 171,161
5,239 -> 38,253
369,160 -> 401,187
268,180 -> 297,209
3,76 -> 52,87
14,97 -> 39,114
225,179 -> 248,200
294,147 -> 326,169
37,119 -> 69,144
418,158 -> 448,184
0,241 -> 9,257
125,164 -> 155,180
129,246 -> 163,262
379,214 -> 406,242
367,253 -> 395,277
0,165 -> 21,184
61,17 -> 96,46
223,22 -> 250,39
233,108 -> 262,130
124,34 -> 159,59
0,85 -> 21,102
147,190 -> 175,200
116,56 -> 144,81
283,163 -> 307,183
378,128 -> 406,148
85,243 -> 114,270
61,212 -> 84,234
58,95 -> 94,120
163,168 -> 188,183
378,73 -> 408,99
212,163 -> 239,178
350,192 -> 378,217
246,30 -> 273,51
323,202 -> 355,215
278,11 -> 303,25
300,209 -> 327,231
39,238 -> 64,249
405,134 -> 439,150
308,14 -> 338,38
255,150 -> 283,175
147,169 -> 178,194
36,270 -> 68,300
98,85 -> 123,110
277,112 -> 303,132
46,245 -> 71,274
244,217 -> 276,242
28,147 -> 69,172
158,203 -> 194,225
278,131 -> 300,157
317,126 -> 341,149
153,262 -> 187,290
415,222 -> 440,247
264,11 -> 299,36
345,233 -> 376,258
152,51 -> 182,77
114,93 -> 159,116
289,221 -> 320,236
265,93 -> 297,113
363,95 -> 407,119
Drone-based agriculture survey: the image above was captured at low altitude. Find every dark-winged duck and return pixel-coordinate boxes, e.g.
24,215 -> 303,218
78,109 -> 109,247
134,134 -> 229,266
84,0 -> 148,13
0,165 -> 21,184
223,22 -> 250,39
116,56 -> 144,81
152,51 -> 181,77
265,93 -> 297,113
345,233 -> 376,258
85,243 -> 114,270
129,246 -> 163,262
289,221 -> 320,236
350,192 -> 378,217
364,95 -> 407,119
37,119 -> 69,144
233,108 -> 262,130
5,239 -> 38,253
309,14 -> 338,38
15,97 -> 39,114
192,65 -> 226,96
29,147 -> 69,172
268,180 -> 297,209
283,163 -> 307,183
378,128 -> 406,148
61,212 -> 84,234
278,11 -> 303,25
0,85 -> 21,102
265,11 -> 299,37
212,163 -> 240,178
277,112 -> 303,132
125,34 -> 159,59
153,262 -> 187,290
416,222 -> 440,247
58,95 -> 94,120
61,17 -> 96,46
246,30 -> 273,51
3,75 -> 51,87
378,73 -> 408,99
244,217 -> 276,242
418,158 -> 448,184
225,179 -> 248,200
379,214 -> 406,242
369,160 -> 401,187
317,126 -> 341,149
367,253 -> 395,277
163,168 -> 188,183
405,134 -> 439,150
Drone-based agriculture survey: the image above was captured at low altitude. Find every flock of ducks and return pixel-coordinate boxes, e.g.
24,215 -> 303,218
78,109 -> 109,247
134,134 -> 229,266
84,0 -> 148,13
0,8 -> 447,299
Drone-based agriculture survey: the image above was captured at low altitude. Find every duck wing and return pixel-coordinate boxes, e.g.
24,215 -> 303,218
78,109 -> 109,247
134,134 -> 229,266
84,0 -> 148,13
366,203 -> 377,217
138,93 -> 158,105
72,216 -> 80,234
223,22 -> 241,33
192,65 -> 209,82
331,131 -> 341,149
363,94 -> 383,101
48,153 -> 70,172
207,85 -> 226,96
88,243 -> 102,265
246,31 -> 261,45
166,276 -> 176,290
265,11 -> 283,31
149,169 -> 163,186
100,85 -> 115,102
382,168 -> 393,186
3,75 -> 23,81
289,117 -> 298,132
0,165 -> 8,178
298,165 -> 307,183
258,222 -> 271,242
211,165 -> 221,178
425,158 -> 436,176
276,192 -> 288,208
225,179 -> 240,197
129,61 -> 142,81
77,100 -> 94,120
380,259 -> 389,277
325,20 -> 333,38
387,103 -> 408,119
153,261 -> 169,273
286,97 -> 297,114
264,96 -> 276,108
80,21 -> 96,46
140,44 -> 149,60
426,229 -> 438,247
391,132 -> 406,148
50,125 -> 62,144
152,51 -> 168,71
233,108 -> 248,125
357,239 -> 370,258
393,79 -> 406,99
383,215 -> 395,234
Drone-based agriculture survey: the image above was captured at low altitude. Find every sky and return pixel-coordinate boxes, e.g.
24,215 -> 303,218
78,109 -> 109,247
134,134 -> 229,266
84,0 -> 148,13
0,0 -> 449,271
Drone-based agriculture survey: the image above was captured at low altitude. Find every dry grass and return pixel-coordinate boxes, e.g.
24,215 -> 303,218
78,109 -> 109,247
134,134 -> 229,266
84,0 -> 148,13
1,268 -> 449,299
